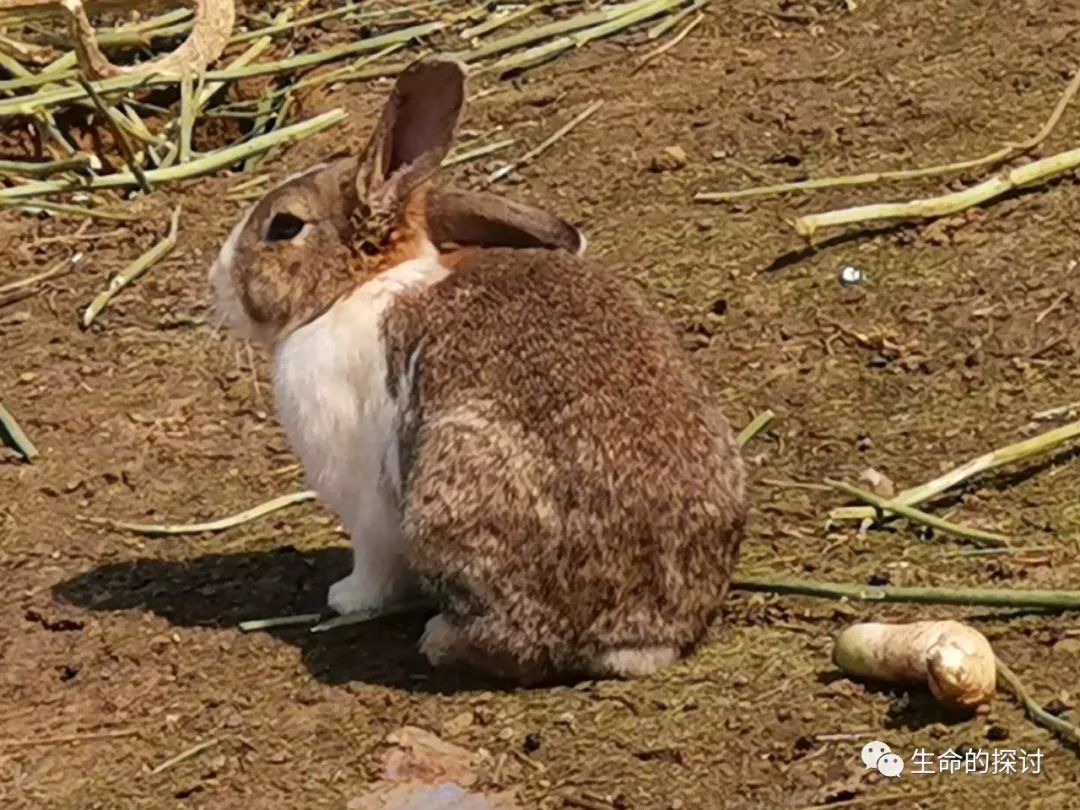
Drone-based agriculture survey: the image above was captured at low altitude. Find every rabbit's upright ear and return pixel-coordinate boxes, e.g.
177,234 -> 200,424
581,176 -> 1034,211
358,57 -> 466,218
426,188 -> 586,256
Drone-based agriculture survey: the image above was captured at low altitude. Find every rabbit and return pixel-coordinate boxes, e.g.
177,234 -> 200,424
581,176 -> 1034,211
209,56 -> 747,685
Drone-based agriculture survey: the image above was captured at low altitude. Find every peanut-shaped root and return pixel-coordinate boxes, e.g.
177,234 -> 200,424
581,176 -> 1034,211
833,620 -> 996,711
60,0 -> 235,79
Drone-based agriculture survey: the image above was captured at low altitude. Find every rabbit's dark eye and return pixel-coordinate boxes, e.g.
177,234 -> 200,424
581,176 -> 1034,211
265,212 -> 306,242
359,240 -> 379,257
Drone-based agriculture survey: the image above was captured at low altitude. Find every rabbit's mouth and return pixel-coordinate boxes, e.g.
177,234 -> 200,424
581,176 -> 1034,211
207,210 -> 263,344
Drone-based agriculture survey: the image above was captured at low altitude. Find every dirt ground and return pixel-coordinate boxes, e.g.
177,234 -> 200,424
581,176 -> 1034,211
4,0 -> 1080,807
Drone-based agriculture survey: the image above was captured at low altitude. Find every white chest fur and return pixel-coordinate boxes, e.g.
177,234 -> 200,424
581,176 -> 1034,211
270,254 -> 447,612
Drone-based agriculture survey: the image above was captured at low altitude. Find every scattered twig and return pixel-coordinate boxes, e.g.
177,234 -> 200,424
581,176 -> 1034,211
829,419 -> 1080,522
1035,290 -> 1069,324
0,253 -> 81,297
237,599 -> 433,635
149,738 -> 220,775
0,728 -> 138,748
487,100 -> 603,183
794,144 -> 1080,238
563,794 -> 616,810
761,478 -> 832,492
85,489 -> 317,536
736,409 -> 775,447
825,479 -> 1008,548
632,10 -> 704,74
790,791 -> 934,810
995,657 -> 1080,745
0,401 -> 39,461
1033,401 -> 1079,422
82,205 -> 181,328
731,576 -> 1080,611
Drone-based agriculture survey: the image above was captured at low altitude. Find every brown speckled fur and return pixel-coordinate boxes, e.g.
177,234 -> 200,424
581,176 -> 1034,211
215,57 -> 745,685
383,248 -> 747,684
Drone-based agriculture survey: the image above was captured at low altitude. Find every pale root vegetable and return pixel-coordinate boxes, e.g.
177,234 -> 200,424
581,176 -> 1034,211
3,0 -> 236,79
833,620 -> 996,711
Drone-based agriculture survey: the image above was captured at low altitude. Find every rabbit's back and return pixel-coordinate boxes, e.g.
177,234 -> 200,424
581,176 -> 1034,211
385,248 -> 746,679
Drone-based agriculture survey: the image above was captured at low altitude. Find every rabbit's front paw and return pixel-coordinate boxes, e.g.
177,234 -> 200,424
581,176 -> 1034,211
419,613 -> 466,667
327,572 -> 386,615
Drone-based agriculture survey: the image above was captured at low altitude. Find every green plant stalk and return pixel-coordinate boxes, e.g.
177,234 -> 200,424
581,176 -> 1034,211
87,490 -> 317,536
76,77 -> 152,193
0,50 -> 30,78
454,0 -> 642,63
2,199 -> 137,220
229,0 -> 417,43
731,576 -> 1080,611
830,419 -> 1080,522
492,0 -> 684,74
203,20 -> 444,82
41,51 -> 78,75
694,158 -> 1013,203
736,409 -> 775,447
825,479 -> 1008,548
461,2 -> 545,40
795,145 -> 1080,238
251,41 -> 408,101
240,94 -> 277,170
244,92 -> 294,171
82,205 -> 182,328
0,109 -> 346,200
0,154 -> 96,178
305,51 -> 408,89
227,174 -> 270,193
0,401 -> 39,461
178,74 -> 194,163
150,12 -> 286,171
0,20 -> 438,115
121,104 -> 164,145
38,7 -> 192,48
51,19 -> 192,51
0,31 -> 38,56
442,137 -> 516,167
647,0 -> 708,38
0,52 -> 77,157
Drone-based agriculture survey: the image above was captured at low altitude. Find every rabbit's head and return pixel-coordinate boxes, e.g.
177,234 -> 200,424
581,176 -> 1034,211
209,57 -> 583,346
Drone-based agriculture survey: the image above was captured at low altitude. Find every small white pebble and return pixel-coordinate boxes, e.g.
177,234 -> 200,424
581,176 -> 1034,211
839,265 -> 866,285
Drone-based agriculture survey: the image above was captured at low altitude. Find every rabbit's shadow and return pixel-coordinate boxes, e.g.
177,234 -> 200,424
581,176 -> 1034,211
52,546 -> 507,694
